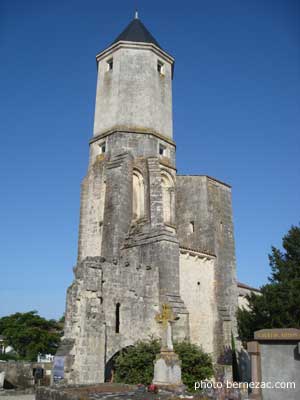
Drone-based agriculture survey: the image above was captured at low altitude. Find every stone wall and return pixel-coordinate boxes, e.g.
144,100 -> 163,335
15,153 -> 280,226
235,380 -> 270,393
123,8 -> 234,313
179,250 -> 217,354
77,158 -> 106,261
35,385 -> 136,400
237,282 -> 261,311
248,329 -> 300,400
78,131 -> 176,263
176,176 -> 214,255
93,44 -> 174,139
65,160 -> 239,383
207,177 -> 238,356
62,119 -> 192,383
0,361 -> 52,388
176,175 -> 238,362
63,255 -> 161,384
260,342 -> 300,400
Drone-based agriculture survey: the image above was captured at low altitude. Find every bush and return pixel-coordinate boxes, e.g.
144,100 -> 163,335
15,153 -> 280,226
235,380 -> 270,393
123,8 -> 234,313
174,341 -> 213,391
0,352 -> 20,361
114,340 -> 213,391
114,340 -> 160,385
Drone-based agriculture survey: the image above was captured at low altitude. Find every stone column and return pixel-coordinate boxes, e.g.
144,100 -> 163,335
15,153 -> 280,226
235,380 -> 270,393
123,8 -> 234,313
247,341 -> 261,398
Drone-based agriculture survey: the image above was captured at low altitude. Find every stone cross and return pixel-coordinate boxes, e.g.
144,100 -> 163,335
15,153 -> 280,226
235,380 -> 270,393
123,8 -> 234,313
155,304 -> 177,351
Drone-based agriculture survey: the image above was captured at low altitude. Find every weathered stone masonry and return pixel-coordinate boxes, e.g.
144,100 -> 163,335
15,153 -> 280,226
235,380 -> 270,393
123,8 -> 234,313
59,15 -> 238,384
176,176 -> 238,362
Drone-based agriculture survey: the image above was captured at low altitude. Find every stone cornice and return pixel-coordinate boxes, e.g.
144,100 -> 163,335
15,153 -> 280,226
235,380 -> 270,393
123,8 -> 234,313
90,128 -> 176,147
180,246 -> 216,260
96,41 -> 175,66
123,229 -> 179,249
177,174 -> 231,189
159,159 -> 177,171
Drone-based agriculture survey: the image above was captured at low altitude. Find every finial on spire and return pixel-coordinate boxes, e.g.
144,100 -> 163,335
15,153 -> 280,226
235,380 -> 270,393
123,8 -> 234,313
134,9 -> 139,19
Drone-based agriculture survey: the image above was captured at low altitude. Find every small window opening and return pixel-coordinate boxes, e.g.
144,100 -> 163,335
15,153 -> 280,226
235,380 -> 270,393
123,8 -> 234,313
157,60 -> 164,74
197,281 -> 201,286
159,144 -> 166,156
189,221 -> 195,233
107,58 -> 113,71
99,142 -> 106,154
115,303 -> 120,333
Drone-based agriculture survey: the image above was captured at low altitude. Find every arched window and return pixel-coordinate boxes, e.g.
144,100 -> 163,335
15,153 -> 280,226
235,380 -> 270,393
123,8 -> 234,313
161,172 -> 175,224
132,170 -> 145,221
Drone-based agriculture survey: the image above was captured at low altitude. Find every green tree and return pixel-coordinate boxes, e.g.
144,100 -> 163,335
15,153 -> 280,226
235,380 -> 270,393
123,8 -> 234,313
114,340 -> 213,391
237,225 -> 300,343
0,311 -> 62,361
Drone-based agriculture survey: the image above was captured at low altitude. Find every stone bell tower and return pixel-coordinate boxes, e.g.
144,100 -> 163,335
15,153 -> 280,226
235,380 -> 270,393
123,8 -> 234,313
59,13 -> 189,384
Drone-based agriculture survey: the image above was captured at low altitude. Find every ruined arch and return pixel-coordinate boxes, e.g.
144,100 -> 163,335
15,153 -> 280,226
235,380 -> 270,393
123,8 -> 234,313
104,345 -> 134,382
161,171 -> 175,225
132,169 -> 145,221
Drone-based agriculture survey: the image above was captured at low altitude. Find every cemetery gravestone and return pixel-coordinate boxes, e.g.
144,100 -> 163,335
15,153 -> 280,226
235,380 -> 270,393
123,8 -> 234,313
248,328 -> 300,400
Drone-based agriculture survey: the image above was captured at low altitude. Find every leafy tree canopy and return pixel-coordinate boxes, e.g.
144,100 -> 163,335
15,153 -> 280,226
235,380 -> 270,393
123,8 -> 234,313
114,340 -> 213,391
238,224 -> 300,343
0,311 -> 62,361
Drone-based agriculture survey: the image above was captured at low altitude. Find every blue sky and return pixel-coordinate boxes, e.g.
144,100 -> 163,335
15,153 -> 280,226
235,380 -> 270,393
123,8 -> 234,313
0,0 -> 299,319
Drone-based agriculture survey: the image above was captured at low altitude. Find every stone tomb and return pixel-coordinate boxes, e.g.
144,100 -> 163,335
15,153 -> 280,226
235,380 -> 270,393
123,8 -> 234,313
248,328 -> 300,400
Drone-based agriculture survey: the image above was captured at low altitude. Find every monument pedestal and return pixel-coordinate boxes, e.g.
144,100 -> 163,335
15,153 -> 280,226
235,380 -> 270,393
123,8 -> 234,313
0,371 -> 5,390
153,304 -> 185,391
153,349 -> 184,390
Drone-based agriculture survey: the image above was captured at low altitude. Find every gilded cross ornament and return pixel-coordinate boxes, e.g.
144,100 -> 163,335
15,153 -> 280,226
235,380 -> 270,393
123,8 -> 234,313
155,303 -> 176,326
155,304 -> 177,351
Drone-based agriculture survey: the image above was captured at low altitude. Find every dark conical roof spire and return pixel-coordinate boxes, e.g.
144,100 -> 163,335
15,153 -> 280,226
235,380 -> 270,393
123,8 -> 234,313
112,14 -> 162,49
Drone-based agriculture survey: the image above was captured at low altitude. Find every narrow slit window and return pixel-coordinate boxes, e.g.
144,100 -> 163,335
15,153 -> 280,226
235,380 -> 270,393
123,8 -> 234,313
132,170 -> 145,221
189,221 -> 195,233
115,303 -> 120,333
99,142 -> 106,154
157,60 -> 164,74
107,58 -> 113,71
159,144 -> 166,156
